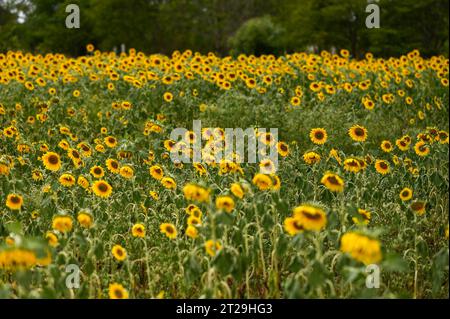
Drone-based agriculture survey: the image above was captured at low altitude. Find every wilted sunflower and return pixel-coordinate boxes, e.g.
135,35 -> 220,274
309,128 -> 327,145
374,160 -> 390,175
399,187 -> 413,201
42,151 -> 61,171
6,193 -> 23,210
411,201 -> 426,215
348,125 -> 368,142
92,180 -> 113,198
321,172 -> 344,192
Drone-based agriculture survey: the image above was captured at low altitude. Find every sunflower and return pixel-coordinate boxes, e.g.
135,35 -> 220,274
150,165 -> 164,180
185,225 -> 199,239
343,158 -> 361,173
77,212 -> 93,228
106,159 -> 120,173
283,217 -> 304,236
187,215 -> 202,226
374,160 -> 390,175
32,169 -> 43,181
52,216 -> 73,233
352,209 -> 371,225
216,196 -> 235,213
348,125 -> 368,142
395,138 -> 410,151
340,232 -> 382,265
205,239 -> 222,257
92,180 -> 113,198
321,172 -> 344,192
303,151 -> 321,165
411,201 -> 426,216
276,141 -> 289,157
292,205 -> 327,231
111,245 -> 127,261
161,177 -> 177,190
414,141 -> 430,157
6,193 -> 23,210
290,96 -> 301,106
399,187 -> 413,201
259,132 -> 275,146
380,140 -> 393,153
104,136 -> 117,148
160,223 -> 177,239
230,183 -> 244,199
252,173 -> 273,190
67,148 -> 82,163
119,165 -> 134,179
77,175 -> 90,189
59,173 -> 76,187
45,232 -> 59,247
163,92 -> 173,102
90,165 -> 105,178
131,223 -> 146,238
259,159 -> 276,174
182,184 -> 210,202
108,283 -> 129,299
309,128 -> 327,145
164,139 -> 176,151
42,151 -> 62,171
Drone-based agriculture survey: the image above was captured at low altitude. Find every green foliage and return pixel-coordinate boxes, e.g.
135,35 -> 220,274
0,0 -> 448,57
228,16 -> 285,56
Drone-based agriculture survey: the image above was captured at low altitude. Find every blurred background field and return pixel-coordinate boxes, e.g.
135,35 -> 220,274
0,0 -> 448,58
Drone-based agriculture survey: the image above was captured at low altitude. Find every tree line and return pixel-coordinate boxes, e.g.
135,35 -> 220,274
0,0 -> 448,57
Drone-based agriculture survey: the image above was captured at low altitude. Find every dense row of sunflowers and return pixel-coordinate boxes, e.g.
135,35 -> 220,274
0,46 -> 448,298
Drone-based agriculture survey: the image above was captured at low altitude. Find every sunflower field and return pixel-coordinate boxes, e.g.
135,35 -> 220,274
0,47 -> 448,299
